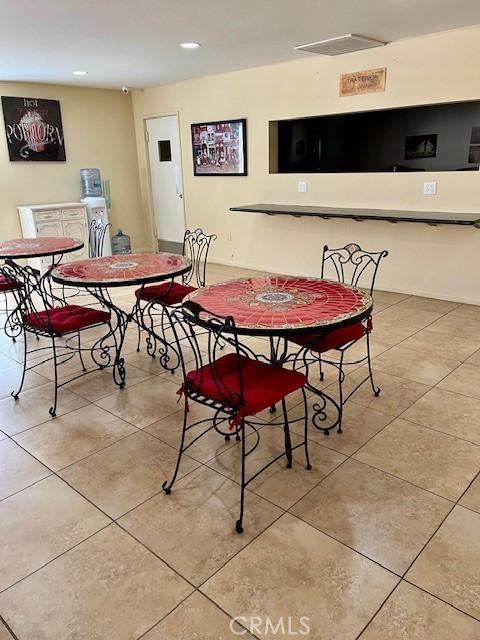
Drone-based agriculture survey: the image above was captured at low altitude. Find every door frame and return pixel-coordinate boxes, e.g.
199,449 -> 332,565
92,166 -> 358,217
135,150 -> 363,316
142,110 -> 187,253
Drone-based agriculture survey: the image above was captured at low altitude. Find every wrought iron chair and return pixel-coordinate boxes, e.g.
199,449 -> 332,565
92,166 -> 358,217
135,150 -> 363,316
0,272 -> 24,340
289,242 -> 388,433
134,227 -> 217,356
89,219 -> 112,258
161,300 -> 310,534
0,260 -> 111,417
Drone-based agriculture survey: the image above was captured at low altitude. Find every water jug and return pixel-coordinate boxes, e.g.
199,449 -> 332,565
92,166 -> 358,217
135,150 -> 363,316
111,229 -> 132,255
80,168 -> 102,198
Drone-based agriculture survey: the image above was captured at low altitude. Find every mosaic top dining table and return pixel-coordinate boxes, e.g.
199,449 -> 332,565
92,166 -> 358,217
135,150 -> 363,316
184,275 -> 373,432
0,236 -> 85,338
51,252 -> 192,387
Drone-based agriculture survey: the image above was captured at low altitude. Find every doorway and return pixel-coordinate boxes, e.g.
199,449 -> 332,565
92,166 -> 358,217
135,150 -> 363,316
146,115 -> 185,253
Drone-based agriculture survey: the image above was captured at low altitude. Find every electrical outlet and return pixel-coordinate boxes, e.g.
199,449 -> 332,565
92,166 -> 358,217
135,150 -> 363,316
298,181 -> 307,193
423,181 -> 437,195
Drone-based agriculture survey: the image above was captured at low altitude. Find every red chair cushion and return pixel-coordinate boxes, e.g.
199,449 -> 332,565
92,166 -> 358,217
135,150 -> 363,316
135,282 -> 196,305
185,353 -> 307,422
290,318 -> 372,354
26,304 -> 110,335
0,275 -> 23,293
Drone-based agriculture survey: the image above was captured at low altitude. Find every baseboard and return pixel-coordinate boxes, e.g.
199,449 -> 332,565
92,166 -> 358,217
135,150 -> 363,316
209,257 -> 480,306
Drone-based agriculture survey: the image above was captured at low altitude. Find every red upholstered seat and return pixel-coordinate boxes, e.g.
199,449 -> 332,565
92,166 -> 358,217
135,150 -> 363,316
26,305 -> 110,335
184,353 -> 307,422
290,318 -> 372,354
0,275 -> 23,293
135,282 -> 196,305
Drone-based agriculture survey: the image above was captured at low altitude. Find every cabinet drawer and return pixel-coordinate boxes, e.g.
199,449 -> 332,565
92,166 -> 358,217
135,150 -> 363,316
35,210 -> 60,221
62,208 -> 85,220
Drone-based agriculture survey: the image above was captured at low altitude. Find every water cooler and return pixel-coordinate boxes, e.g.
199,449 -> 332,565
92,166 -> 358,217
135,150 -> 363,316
81,196 -> 112,256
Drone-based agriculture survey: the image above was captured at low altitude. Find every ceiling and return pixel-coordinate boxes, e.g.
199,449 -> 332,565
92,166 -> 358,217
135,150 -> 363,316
1,0 -> 480,90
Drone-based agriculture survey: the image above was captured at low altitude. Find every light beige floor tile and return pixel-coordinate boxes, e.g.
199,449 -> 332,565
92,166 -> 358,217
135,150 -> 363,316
95,376 -> 181,428
393,296 -> 460,314
0,621 -> 13,640
360,581 -> 480,639
375,307 -> 444,329
208,426 -> 345,509
120,466 -> 281,585
0,382 -> 88,436
373,291 -> 410,306
122,349 -> 168,376
0,430 -> 6,441
403,387 -> 480,445
14,404 -> 137,471
0,525 -> 192,640
365,319 -> 421,346
407,506 -> 480,619
460,474 -> 480,514
448,303 -> 480,320
0,476 -> 109,591
62,364 -> 153,401
327,367 -> 430,417
143,591 -> 256,639
371,346 -> 458,385
0,439 -> 50,500
354,418 -> 480,501
0,365 -> 48,401
0,351 -> 17,371
60,431 -> 199,518
291,459 -> 451,574
289,399 -> 394,456
400,329 -> 480,363
202,513 -> 398,640
428,314 -> 480,340
145,403 -> 242,464
437,363 -> 480,400
466,348 -> 480,366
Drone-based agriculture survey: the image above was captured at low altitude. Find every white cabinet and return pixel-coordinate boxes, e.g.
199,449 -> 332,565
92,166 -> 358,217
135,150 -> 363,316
17,202 -> 89,272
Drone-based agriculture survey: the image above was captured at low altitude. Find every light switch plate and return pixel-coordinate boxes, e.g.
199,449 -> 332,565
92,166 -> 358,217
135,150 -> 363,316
298,181 -> 308,193
423,181 -> 437,195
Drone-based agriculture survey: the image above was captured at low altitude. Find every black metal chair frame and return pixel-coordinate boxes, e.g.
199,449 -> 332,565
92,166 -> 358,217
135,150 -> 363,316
294,242 -> 388,434
89,219 -> 112,258
160,300 -> 311,534
135,227 -> 217,364
1,258 -> 116,417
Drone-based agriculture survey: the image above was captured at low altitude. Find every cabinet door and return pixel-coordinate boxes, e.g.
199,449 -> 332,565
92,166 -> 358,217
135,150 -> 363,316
62,219 -> 88,261
35,220 -> 62,271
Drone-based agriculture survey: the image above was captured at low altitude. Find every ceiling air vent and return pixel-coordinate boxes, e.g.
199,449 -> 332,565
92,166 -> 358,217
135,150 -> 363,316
294,34 -> 387,56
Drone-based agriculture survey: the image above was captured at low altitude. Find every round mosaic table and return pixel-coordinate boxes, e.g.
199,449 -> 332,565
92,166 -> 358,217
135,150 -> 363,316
184,275 -> 372,336
0,237 -> 84,260
51,253 -> 192,388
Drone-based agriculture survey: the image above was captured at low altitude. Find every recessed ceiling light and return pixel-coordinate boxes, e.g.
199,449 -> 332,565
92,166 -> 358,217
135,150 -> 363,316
180,42 -> 201,49
73,70 -> 88,76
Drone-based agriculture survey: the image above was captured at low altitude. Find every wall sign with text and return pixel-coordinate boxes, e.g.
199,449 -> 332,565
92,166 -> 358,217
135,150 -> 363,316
1,96 -> 66,161
339,68 -> 386,97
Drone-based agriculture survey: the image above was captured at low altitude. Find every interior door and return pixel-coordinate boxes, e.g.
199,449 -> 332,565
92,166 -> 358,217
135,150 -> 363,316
146,115 -> 185,253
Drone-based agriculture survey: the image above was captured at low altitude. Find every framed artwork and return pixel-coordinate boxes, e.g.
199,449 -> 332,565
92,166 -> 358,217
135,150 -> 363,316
470,127 -> 480,144
1,96 -> 66,161
468,145 -> 480,164
191,118 -> 247,176
405,134 -> 437,160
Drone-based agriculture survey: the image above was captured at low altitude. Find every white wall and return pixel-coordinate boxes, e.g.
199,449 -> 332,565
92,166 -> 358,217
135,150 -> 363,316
132,26 -> 480,303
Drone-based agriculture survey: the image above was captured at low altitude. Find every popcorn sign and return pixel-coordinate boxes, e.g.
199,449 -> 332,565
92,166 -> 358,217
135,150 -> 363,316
1,96 -> 66,161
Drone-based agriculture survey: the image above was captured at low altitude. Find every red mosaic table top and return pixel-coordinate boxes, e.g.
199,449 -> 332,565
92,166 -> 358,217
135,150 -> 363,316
185,276 -> 372,334
0,237 -> 83,259
51,253 -> 192,287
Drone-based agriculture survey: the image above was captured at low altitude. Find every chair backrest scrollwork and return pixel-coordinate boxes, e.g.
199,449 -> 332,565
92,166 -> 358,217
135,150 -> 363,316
182,228 -> 217,288
321,242 -> 388,294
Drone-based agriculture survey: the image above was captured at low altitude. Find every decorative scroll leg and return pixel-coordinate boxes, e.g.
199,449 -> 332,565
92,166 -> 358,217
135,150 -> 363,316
281,398 -> 293,469
337,351 -> 345,434
301,387 -> 312,470
236,419 -> 246,534
110,311 -> 127,388
77,330 -> 87,372
318,355 -> 324,381
136,324 -> 141,352
49,337 -> 58,417
11,327 -> 27,400
162,398 -> 189,495
366,331 -> 381,397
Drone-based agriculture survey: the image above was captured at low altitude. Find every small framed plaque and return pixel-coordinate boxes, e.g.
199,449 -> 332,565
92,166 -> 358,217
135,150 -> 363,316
339,68 -> 386,97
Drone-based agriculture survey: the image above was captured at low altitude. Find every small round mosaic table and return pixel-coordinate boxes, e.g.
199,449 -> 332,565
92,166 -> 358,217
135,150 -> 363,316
185,275 -> 373,433
184,275 -> 372,336
51,253 -> 192,387
0,237 -> 85,339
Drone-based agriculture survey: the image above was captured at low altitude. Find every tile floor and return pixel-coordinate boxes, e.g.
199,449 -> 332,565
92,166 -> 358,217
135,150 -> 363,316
0,262 -> 480,639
